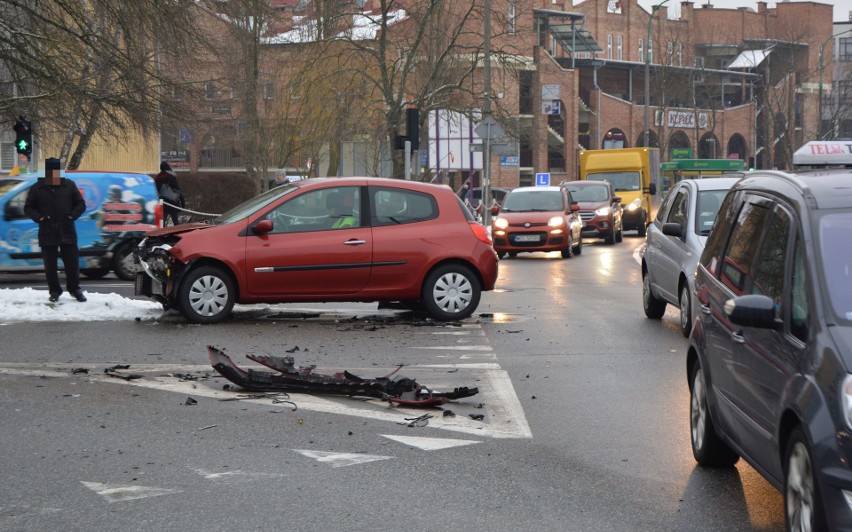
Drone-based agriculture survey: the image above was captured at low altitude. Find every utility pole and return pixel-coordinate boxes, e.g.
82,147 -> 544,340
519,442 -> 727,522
482,0 -> 492,228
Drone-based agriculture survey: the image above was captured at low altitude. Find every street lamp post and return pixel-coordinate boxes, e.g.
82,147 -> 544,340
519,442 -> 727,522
819,29 -> 852,139
644,0 -> 669,148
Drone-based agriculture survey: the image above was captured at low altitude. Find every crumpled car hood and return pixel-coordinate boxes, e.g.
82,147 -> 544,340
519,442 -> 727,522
144,223 -> 212,238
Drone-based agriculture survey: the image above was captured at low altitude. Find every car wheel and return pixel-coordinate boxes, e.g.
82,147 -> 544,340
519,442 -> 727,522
508,252 -> 517,258
616,225 -> 623,243
561,236 -> 573,259
496,250 -> 506,259
637,222 -> 647,238
112,241 -> 141,281
421,264 -> 481,321
690,362 -> 739,467
82,267 -> 110,279
605,231 -> 615,245
785,426 -> 826,532
179,265 -> 236,324
642,271 -> 667,319
679,283 -> 692,338
573,235 -> 582,255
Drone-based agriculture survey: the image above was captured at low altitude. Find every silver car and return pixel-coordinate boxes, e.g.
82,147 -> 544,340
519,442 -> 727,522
640,177 -> 741,336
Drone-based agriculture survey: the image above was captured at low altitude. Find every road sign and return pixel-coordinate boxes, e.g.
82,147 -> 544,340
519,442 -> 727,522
535,173 -> 550,186
474,116 -> 504,140
469,143 -> 484,152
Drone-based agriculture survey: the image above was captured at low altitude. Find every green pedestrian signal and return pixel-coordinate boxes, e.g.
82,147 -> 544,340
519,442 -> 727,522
13,116 -> 33,157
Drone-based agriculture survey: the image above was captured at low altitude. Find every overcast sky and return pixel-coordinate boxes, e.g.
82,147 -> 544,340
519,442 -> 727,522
630,0 -> 852,22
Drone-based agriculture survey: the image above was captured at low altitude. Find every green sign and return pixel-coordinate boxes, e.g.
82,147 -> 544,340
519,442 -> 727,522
670,148 -> 693,159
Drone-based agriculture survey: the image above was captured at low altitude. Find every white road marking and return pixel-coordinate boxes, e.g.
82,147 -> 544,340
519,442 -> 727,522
380,435 -> 481,450
292,450 -> 393,467
413,345 -> 493,351
80,482 -> 180,503
191,468 -> 285,480
0,362 -> 532,439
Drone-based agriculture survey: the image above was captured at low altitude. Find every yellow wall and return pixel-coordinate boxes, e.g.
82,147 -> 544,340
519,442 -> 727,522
37,129 -> 160,174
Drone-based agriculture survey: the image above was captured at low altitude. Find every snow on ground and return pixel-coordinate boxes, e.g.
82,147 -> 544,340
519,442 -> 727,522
0,287 -> 164,324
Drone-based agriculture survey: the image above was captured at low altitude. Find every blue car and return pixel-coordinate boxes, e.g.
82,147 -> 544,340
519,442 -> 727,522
0,171 -> 161,280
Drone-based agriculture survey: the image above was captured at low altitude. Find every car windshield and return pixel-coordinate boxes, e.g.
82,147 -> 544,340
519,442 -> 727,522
501,191 -> 564,212
214,183 -> 299,224
565,185 -> 609,202
694,190 -> 728,236
589,172 -> 640,192
819,211 -> 852,324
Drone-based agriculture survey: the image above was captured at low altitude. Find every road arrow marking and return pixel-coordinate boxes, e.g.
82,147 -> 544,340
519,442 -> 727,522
80,482 -> 180,503
191,468 -> 286,480
292,450 -> 393,467
380,435 -> 481,450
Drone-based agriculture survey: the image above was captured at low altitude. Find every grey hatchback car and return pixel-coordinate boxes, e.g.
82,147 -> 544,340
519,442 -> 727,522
642,177 -> 740,337
687,141 -> 852,530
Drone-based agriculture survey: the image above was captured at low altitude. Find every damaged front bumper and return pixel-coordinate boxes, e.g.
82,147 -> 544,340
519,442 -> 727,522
134,238 -> 182,308
208,345 -> 479,407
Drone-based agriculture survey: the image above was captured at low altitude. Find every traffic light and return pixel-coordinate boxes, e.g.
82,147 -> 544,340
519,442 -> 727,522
13,116 -> 32,157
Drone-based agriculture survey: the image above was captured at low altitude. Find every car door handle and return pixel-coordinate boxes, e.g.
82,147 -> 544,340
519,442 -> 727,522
701,304 -> 711,315
731,330 -> 745,344
344,239 -> 367,245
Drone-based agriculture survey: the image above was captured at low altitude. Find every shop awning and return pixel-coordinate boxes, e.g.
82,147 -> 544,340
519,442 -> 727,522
550,23 -> 603,54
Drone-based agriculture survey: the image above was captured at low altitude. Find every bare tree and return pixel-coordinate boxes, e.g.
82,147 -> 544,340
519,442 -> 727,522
0,0 -> 206,168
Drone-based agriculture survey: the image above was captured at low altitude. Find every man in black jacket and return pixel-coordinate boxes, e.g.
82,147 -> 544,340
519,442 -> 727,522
24,158 -> 87,303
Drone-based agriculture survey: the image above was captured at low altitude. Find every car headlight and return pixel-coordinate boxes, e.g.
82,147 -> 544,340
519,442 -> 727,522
548,216 -> 565,227
626,198 -> 642,211
493,217 -> 509,230
843,374 -> 852,429
595,206 -> 611,216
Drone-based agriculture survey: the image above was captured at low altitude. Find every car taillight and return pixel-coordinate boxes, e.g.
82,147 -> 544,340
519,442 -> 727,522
468,221 -> 492,244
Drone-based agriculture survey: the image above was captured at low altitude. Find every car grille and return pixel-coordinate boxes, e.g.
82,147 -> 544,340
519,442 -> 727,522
578,210 -> 595,223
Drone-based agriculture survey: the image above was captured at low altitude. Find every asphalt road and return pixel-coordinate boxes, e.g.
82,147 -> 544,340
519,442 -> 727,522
0,235 -> 784,531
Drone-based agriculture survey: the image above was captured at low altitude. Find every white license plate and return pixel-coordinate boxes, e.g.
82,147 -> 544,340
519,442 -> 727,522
514,234 -> 541,242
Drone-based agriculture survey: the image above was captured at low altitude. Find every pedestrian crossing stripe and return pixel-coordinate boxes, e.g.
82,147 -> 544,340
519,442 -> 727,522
380,435 -> 481,450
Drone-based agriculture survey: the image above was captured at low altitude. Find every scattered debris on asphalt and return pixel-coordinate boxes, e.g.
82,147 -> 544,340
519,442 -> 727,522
71,368 -> 89,374
198,424 -> 218,431
469,414 -> 485,421
400,414 -> 433,427
184,397 -> 197,405
207,345 -> 478,407
104,365 -> 142,380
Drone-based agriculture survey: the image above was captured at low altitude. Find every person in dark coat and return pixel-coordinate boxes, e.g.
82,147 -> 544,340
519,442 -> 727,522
154,161 -> 185,226
24,159 -> 87,302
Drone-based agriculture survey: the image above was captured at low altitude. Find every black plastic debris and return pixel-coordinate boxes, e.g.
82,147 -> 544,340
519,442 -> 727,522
104,365 -> 142,380
443,410 -> 456,417
468,414 -> 485,421
71,368 -> 89,374
401,414 -> 433,427
208,345 -> 478,407
185,397 -> 198,405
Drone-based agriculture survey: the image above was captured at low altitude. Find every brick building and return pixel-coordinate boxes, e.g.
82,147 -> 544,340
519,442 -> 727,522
157,0 -> 834,191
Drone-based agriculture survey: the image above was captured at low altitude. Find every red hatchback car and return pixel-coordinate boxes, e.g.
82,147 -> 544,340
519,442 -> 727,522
135,177 -> 498,324
490,186 -> 583,259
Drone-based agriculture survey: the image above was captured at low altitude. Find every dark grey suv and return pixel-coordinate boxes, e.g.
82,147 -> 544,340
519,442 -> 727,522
687,141 -> 852,530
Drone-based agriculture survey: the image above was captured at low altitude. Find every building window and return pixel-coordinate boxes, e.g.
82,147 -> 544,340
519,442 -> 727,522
677,42 -> 683,66
694,56 -> 704,69
617,35 -> 623,60
264,81 -> 275,100
639,38 -> 644,62
839,37 -> 852,61
204,82 -> 215,100
607,35 -> 613,59
551,35 -> 557,56
508,1 -> 516,35
667,42 -> 674,63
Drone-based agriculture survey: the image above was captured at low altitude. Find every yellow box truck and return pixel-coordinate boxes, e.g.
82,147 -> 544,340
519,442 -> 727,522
578,147 -> 660,237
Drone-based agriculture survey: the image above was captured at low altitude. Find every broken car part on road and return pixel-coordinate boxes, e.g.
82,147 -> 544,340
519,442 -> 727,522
208,345 -> 478,407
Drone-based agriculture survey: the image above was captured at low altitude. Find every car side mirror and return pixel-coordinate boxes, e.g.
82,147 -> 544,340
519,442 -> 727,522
613,196 -> 622,204
661,222 -> 683,238
649,183 -> 657,195
253,219 -> 274,235
724,294 -> 782,330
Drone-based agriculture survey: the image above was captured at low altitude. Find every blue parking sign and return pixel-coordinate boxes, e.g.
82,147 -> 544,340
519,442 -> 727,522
535,173 -> 550,186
